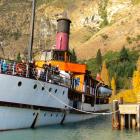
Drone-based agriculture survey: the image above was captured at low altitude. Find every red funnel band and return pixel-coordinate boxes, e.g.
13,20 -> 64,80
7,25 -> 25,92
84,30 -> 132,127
56,32 -> 69,51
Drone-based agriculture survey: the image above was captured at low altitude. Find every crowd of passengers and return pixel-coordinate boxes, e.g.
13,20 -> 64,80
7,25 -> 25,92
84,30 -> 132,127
0,59 -> 63,84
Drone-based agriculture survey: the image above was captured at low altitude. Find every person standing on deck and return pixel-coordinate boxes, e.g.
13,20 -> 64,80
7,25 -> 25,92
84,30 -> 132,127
2,60 -> 7,74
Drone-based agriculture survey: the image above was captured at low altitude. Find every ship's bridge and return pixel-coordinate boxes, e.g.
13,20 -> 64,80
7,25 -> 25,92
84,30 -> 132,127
35,49 -> 86,92
40,49 -> 72,62
36,49 -> 86,74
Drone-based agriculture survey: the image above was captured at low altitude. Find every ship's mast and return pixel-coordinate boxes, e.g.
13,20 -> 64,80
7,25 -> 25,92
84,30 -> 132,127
28,0 -> 36,62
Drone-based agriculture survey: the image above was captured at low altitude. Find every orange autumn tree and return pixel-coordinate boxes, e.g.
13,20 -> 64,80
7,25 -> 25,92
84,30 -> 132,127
132,57 -> 140,103
137,57 -> 140,71
111,77 -> 116,96
100,61 -> 110,86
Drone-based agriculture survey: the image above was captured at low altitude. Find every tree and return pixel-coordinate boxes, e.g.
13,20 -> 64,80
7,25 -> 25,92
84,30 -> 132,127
132,71 -> 140,91
16,52 -> 21,62
71,49 -> 77,62
111,77 -> 116,96
96,49 -> 102,71
98,0 -> 109,28
119,46 -> 129,62
100,61 -> 110,86
0,41 -> 5,58
132,70 -> 140,103
23,47 -> 28,61
137,57 -> 140,71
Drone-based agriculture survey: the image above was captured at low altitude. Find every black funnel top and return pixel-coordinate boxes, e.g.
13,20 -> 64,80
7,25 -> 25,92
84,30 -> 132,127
57,18 -> 71,34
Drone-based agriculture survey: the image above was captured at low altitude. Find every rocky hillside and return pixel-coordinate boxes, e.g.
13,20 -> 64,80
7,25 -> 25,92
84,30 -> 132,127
0,0 -> 140,60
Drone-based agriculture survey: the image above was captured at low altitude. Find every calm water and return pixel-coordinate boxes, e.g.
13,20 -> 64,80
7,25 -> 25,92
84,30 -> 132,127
0,116 -> 140,140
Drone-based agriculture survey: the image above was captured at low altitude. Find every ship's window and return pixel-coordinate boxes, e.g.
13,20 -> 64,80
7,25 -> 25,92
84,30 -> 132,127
55,89 -> 57,93
44,113 -> 46,116
18,81 -> 22,87
49,88 -> 52,92
42,87 -> 45,91
53,53 -> 58,60
34,84 -> 37,89
46,51 -> 53,61
58,54 -> 64,61
63,91 -> 65,95
40,51 -> 47,61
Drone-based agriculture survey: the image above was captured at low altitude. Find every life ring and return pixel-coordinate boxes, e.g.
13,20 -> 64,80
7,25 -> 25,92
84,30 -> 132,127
16,63 -> 26,76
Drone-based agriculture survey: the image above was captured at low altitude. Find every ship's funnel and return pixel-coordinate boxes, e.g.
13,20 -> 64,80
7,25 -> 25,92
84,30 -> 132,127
56,18 -> 71,51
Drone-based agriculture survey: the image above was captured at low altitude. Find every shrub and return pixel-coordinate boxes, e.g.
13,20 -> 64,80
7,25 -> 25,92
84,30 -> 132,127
126,36 -> 132,44
98,0 -> 109,28
101,34 -> 108,40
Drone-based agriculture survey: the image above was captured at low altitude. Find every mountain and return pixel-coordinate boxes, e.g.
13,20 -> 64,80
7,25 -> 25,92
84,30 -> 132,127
0,0 -> 140,60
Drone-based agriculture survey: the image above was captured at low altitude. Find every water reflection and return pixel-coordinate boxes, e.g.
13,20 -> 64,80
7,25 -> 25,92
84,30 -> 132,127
0,116 -> 140,140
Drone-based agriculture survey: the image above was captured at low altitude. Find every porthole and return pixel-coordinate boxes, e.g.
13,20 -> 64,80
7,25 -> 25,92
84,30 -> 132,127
42,87 -> 45,91
63,91 -> 65,95
49,88 -> 52,92
55,89 -> 57,93
34,84 -> 37,89
18,81 -> 22,87
44,113 -> 46,116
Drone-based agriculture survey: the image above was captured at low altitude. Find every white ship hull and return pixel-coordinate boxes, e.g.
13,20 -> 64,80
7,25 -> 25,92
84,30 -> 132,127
0,74 -> 110,130
0,105 -> 109,131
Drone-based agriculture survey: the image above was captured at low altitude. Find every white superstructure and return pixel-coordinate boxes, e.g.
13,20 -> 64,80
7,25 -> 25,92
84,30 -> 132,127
0,73 -> 110,130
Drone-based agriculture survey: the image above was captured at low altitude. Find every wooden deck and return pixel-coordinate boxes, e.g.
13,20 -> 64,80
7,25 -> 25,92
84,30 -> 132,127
112,100 -> 140,130
119,104 -> 139,114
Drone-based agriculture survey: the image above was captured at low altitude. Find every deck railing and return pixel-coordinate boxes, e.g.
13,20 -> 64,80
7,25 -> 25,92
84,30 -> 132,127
0,59 -> 72,88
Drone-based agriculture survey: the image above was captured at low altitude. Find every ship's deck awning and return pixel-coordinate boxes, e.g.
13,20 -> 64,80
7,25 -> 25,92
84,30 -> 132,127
35,60 -> 87,74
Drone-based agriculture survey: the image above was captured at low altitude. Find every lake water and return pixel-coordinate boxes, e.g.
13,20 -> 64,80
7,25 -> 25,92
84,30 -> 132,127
0,116 -> 140,140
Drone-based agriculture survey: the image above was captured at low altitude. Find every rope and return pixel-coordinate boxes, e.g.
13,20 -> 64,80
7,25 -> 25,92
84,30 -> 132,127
0,62 -> 115,115
33,74 -> 118,116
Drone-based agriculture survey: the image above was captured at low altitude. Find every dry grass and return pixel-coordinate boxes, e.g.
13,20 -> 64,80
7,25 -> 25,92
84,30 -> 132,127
70,3 -> 140,60
1,1 -> 140,60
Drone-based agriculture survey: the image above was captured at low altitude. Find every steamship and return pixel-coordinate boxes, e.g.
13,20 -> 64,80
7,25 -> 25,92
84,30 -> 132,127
0,1 -> 112,130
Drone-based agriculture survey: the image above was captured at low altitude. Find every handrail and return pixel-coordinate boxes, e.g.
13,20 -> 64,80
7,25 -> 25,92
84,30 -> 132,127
0,59 -> 72,87
0,59 -> 111,99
